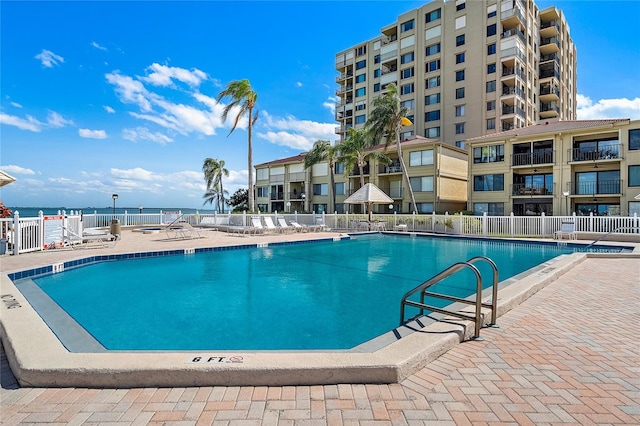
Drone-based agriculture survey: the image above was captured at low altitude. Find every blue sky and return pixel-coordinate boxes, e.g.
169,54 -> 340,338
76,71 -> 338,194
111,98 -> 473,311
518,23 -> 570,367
1,0 -> 639,209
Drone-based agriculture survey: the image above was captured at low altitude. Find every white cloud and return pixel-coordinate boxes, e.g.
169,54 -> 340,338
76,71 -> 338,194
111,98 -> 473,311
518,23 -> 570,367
47,111 -> 74,128
323,96 -> 338,115
91,41 -> 107,51
79,128 -> 107,139
122,127 -> 173,144
106,71 -> 155,112
257,111 -> 338,150
142,63 -> 207,87
1,165 -> 36,175
104,105 -> 115,113
35,49 -> 64,68
0,113 -> 43,132
296,81 -> 303,88
10,102 -> 22,108
576,95 -> 640,120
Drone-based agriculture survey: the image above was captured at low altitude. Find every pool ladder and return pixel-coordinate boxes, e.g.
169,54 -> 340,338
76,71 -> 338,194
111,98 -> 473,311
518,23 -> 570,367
399,256 -> 499,340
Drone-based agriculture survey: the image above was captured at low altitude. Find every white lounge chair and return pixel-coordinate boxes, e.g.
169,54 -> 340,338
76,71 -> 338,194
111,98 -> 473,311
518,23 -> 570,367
554,222 -> 577,240
250,217 -> 267,234
277,218 -> 295,233
62,226 -> 117,249
166,220 -> 203,239
290,221 -> 320,232
262,217 -> 278,233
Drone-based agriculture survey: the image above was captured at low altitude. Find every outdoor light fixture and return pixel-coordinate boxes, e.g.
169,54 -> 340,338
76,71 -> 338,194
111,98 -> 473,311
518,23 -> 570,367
138,205 -> 143,214
112,194 -> 118,216
563,191 -> 570,215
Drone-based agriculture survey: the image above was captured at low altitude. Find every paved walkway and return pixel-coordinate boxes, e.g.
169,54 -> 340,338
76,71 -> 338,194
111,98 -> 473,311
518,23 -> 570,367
2,254 -> 638,425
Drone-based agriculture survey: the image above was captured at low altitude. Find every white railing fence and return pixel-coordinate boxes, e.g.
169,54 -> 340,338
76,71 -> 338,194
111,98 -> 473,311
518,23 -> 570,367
1,210 -> 638,256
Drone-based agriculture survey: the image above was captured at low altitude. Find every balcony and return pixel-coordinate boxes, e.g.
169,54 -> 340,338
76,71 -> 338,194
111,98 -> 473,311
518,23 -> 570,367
288,191 -> 305,200
288,171 -> 306,182
512,183 -> 553,196
500,27 -> 525,44
501,105 -> 525,118
539,84 -> 560,101
511,149 -> 554,166
502,66 -> 526,80
270,192 -> 284,201
501,5 -> 525,27
335,85 -> 353,96
540,102 -> 560,118
540,20 -> 559,38
269,174 -> 285,184
540,53 -> 559,65
569,180 -> 622,196
569,144 -> 622,162
540,36 -> 560,54
350,166 -> 370,176
378,162 -> 402,174
335,72 -> 353,83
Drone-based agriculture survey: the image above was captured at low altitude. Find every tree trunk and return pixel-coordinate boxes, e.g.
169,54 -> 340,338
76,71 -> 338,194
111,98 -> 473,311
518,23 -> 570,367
397,137 -> 417,213
247,109 -> 255,212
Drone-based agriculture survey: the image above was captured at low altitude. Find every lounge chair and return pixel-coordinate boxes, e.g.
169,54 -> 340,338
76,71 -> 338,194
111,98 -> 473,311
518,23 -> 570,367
290,221 -> 320,232
166,220 -> 203,239
277,218 -> 295,233
554,221 -> 577,240
250,217 -> 268,234
62,226 -> 117,249
262,217 -> 278,233
314,216 -> 331,231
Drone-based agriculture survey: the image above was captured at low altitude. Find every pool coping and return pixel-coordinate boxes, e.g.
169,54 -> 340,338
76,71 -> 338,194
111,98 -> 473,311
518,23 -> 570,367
2,236 -> 639,387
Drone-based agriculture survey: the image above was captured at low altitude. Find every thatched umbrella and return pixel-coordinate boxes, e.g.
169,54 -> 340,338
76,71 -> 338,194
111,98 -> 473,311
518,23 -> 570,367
343,183 -> 393,223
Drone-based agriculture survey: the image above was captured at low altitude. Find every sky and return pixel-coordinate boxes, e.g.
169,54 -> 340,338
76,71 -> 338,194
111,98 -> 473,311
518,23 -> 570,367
1,0 -> 639,209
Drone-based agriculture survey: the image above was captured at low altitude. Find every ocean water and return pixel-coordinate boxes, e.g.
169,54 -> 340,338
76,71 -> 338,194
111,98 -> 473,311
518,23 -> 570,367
7,207 -> 219,218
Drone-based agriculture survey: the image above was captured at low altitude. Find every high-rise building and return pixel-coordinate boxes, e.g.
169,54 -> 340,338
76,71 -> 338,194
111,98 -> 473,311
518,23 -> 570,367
334,0 -> 577,149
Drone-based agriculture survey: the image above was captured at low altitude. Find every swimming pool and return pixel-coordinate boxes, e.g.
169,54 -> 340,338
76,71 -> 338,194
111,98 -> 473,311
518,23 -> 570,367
20,234 -> 619,352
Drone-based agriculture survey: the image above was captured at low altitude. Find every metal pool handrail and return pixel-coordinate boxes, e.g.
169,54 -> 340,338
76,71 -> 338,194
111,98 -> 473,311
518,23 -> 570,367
584,226 -> 640,250
399,256 -> 499,340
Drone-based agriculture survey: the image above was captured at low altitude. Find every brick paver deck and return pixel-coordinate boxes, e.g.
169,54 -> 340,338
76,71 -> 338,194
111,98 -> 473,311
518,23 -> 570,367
2,253 -> 639,424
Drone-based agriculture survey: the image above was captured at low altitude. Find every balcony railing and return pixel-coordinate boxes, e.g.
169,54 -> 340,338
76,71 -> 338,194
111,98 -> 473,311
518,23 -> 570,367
288,191 -> 305,200
511,184 -> 554,196
500,6 -> 525,23
269,174 -> 285,183
569,144 -> 622,162
511,149 -> 554,166
288,171 -> 306,182
540,36 -> 560,48
569,179 -> 622,196
539,85 -> 560,96
378,162 -> 402,174
501,66 -> 526,80
501,105 -> 525,117
500,28 -> 525,43
335,72 -> 353,82
350,166 -> 370,176
540,103 -> 560,113
502,86 -> 525,98
270,192 -> 285,201
540,53 -> 559,64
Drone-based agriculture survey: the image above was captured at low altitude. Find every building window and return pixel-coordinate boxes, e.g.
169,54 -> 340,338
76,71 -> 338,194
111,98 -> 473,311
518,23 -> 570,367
473,202 -> 504,215
401,52 -> 414,64
455,105 -> 465,117
401,83 -> 414,95
355,87 -> 366,97
455,87 -> 465,99
426,76 -> 441,88
455,141 -> 465,149
456,1 -> 466,11
425,93 -> 441,105
410,176 -> 434,192
409,149 -> 434,166
256,168 -> 269,180
257,186 -> 269,197
313,183 -> 328,196
456,34 -> 465,46
313,204 -> 328,214
486,80 -> 496,93
630,129 -> 640,150
487,63 -> 496,74
455,70 -> 465,81
355,101 -> 366,111
400,99 -> 414,110
401,67 -> 415,79
473,145 -> 504,163
425,110 -> 441,121
335,163 -> 345,174
356,45 -> 366,56
487,100 -> 496,111
427,59 -> 441,72
455,52 -> 465,63
575,203 -> 620,217
426,8 -> 441,23
374,69 -> 381,78
456,123 -> 465,134
355,73 -> 366,83
415,203 -> 434,213
487,43 -> 496,55
486,118 -> 495,130
487,4 -> 497,18
426,43 -> 441,56
575,171 -> 621,195
355,114 -> 366,124
426,127 -> 440,138
474,174 -> 504,191
356,60 -> 366,70
374,54 -> 380,64
630,166 -> 640,187
335,182 -> 346,195
401,19 -> 414,32
487,23 -> 497,37
373,83 -> 380,92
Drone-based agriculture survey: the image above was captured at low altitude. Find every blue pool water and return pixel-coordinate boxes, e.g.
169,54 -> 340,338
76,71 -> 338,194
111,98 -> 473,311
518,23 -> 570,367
32,235 -> 592,350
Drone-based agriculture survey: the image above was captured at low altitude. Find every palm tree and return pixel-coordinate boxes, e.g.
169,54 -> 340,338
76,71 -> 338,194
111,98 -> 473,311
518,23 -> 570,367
216,79 -> 258,212
339,128 -> 391,214
366,83 -> 417,213
303,140 -> 340,213
202,158 -> 229,213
